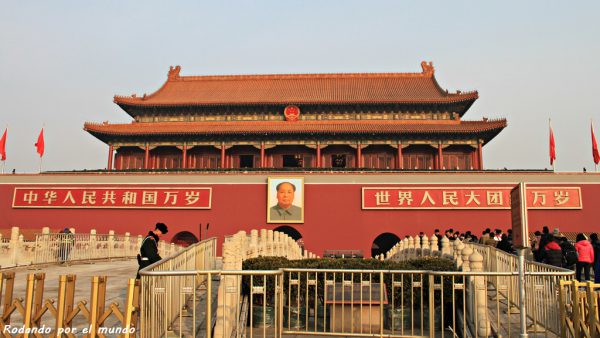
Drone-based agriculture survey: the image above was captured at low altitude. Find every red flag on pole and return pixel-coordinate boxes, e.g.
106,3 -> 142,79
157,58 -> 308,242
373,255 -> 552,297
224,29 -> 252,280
0,128 -> 6,161
35,128 -> 45,157
549,121 -> 556,166
592,122 -> 600,165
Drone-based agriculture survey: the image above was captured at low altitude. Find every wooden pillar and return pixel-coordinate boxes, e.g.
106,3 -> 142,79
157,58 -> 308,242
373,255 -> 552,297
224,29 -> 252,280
107,145 -> 114,171
316,143 -> 321,168
438,143 -> 443,170
397,142 -> 403,169
356,143 -> 362,168
477,141 -> 483,170
221,143 -> 226,169
182,144 -> 187,169
144,145 -> 150,169
260,143 -> 265,168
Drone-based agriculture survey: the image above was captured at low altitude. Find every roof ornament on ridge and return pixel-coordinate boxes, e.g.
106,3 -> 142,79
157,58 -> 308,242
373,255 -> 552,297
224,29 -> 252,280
421,61 -> 434,76
168,65 -> 181,81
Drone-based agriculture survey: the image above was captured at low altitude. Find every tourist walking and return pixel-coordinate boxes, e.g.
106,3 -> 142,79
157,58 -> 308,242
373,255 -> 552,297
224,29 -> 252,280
136,222 -> 169,279
58,228 -> 75,264
540,235 -> 563,268
589,233 -> 600,282
575,233 -> 594,281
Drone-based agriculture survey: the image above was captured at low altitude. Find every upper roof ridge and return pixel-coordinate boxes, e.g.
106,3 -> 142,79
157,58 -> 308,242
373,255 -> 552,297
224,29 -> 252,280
113,61 -> 479,108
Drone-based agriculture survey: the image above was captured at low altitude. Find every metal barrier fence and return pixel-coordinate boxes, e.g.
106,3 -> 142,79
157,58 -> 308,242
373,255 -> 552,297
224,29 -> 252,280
33,232 -> 180,265
139,268 -> 574,338
470,243 -> 574,335
559,280 -> 600,338
0,271 -> 139,337
139,237 -> 217,338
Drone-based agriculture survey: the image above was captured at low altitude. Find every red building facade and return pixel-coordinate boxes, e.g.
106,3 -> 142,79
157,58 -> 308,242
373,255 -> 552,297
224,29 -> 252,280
1,172 -> 598,257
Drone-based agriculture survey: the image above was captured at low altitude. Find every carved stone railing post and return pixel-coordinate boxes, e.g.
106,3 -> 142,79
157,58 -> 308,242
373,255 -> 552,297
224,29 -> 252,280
136,235 -> 143,254
108,230 -> 115,259
469,250 -> 490,337
461,245 -> 473,272
454,240 -> 465,268
421,236 -> 430,256
124,232 -> 130,257
430,235 -> 439,256
10,226 -> 19,265
260,229 -> 267,256
441,237 -> 450,258
267,230 -> 274,256
249,229 -> 258,258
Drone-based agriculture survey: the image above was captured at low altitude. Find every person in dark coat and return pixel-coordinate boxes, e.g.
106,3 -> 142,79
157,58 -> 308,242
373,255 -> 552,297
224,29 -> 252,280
558,236 -> 577,270
496,234 -> 514,254
136,222 -> 169,279
540,235 -> 563,268
589,233 -> 600,282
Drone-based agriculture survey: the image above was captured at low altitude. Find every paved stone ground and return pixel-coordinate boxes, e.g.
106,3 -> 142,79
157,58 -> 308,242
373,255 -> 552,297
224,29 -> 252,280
2,259 -> 137,336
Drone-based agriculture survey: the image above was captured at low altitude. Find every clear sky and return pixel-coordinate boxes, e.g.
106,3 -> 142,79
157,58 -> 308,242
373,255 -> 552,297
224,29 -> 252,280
1,1 -> 599,172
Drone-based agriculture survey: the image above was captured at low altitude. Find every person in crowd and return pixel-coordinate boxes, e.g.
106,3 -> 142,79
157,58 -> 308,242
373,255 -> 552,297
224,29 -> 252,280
58,228 -> 75,264
480,228 -> 490,244
590,233 -> 600,282
418,232 -> 425,246
575,233 -> 594,281
137,222 -> 169,279
496,234 -> 514,254
445,229 -> 455,242
470,233 -> 478,243
538,227 -> 552,259
540,235 -> 563,268
532,231 -> 543,262
494,229 -> 503,242
483,232 -> 497,247
434,229 -> 443,249
463,231 -> 472,242
558,235 -> 577,270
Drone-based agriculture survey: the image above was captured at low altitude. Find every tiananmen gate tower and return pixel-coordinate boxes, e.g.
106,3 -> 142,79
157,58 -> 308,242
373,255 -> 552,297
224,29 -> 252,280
84,62 -> 505,171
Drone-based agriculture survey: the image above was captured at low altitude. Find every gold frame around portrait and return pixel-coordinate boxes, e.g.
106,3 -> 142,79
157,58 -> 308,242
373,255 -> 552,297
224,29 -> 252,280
267,177 -> 305,224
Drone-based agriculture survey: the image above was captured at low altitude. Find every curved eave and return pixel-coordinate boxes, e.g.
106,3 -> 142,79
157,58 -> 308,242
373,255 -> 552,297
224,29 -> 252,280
114,93 -> 478,108
84,119 -> 505,145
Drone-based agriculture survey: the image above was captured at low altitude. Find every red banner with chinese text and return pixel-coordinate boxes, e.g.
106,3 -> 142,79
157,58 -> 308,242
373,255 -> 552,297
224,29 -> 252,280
12,187 -> 212,209
362,187 -> 581,210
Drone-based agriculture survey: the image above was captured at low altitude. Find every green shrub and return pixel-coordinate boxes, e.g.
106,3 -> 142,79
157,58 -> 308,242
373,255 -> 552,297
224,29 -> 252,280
241,256 -> 457,308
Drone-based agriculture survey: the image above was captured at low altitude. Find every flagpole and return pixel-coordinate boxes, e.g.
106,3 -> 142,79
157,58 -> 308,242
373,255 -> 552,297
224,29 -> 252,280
39,124 -> 44,173
593,119 -> 598,172
549,118 -> 554,172
0,124 -> 5,174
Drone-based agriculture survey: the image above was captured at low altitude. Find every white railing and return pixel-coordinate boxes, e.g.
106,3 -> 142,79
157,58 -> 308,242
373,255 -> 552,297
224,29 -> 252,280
384,234 -> 574,336
33,232 -> 138,264
0,226 -> 182,267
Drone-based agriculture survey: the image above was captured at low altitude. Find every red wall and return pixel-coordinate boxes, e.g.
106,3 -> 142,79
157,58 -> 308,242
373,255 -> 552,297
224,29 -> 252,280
1,173 -> 599,257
